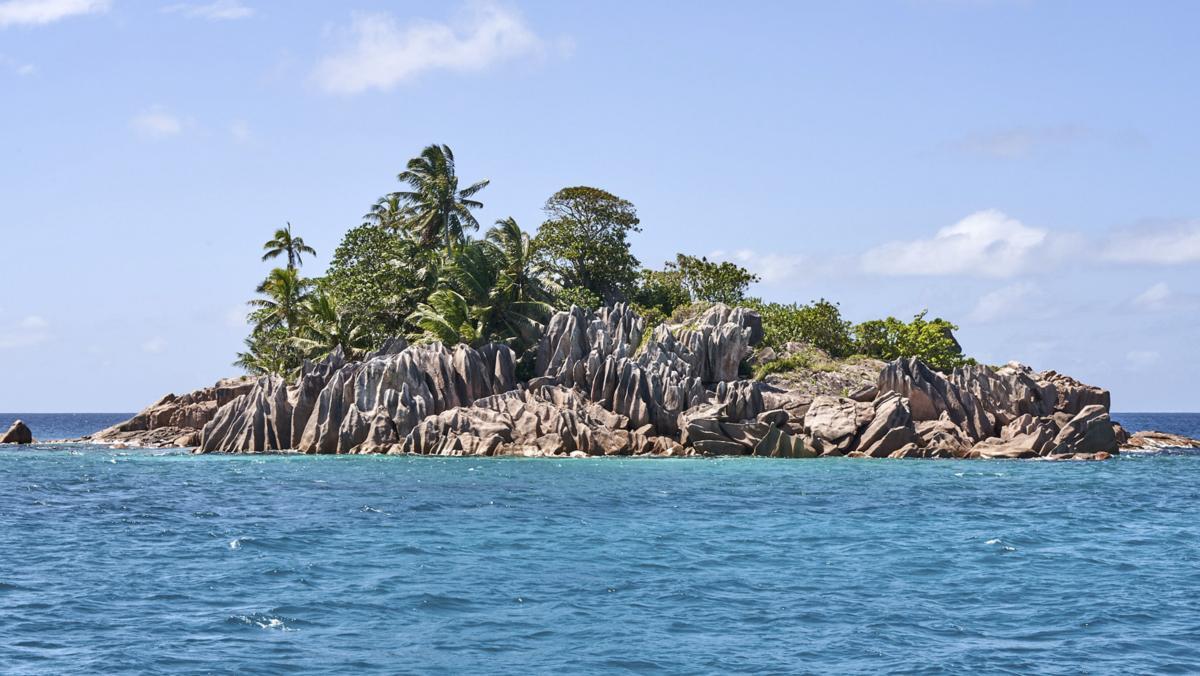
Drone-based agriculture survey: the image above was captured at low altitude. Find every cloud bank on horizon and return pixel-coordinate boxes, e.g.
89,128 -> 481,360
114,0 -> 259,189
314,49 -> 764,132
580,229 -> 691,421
0,0 -> 1198,412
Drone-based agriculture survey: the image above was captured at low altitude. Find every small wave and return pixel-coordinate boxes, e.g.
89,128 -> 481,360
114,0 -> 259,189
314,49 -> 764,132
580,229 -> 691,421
229,613 -> 297,632
985,538 -> 1016,552
229,537 -> 248,550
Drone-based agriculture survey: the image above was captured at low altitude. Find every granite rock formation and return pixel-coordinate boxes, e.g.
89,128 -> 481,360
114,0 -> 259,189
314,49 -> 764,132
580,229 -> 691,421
1,420 -> 33,444
86,303 -> 1198,460
81,376 -> 255,447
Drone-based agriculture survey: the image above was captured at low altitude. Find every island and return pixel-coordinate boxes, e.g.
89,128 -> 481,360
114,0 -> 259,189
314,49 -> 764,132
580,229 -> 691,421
52,143 -> 1197,459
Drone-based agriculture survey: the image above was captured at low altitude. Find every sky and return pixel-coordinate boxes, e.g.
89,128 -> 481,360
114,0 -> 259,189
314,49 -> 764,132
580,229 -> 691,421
1,0 -> 1198,412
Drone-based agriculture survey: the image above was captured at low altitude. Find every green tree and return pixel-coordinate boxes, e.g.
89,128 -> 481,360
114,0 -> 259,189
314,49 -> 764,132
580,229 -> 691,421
672,254 -> 759,305
323,224 -> 434,345
854,311 -> 968,371
291,288 -> 373,362
534,186 -> 642,305
261,223 -> 317,271
362,193 -> 414,233
409,219 -> 555,351
631,267 -> 689,322
237,267 -> 313,375
249,267 -> 312,336
393,144 -> 489,249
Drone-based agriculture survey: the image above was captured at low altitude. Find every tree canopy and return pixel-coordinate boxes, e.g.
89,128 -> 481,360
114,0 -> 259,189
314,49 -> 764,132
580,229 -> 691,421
534,186 -> 642,306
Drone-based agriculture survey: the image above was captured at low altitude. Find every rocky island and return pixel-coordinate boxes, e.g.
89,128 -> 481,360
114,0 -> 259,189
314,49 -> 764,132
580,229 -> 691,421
78,303 -> 1197,460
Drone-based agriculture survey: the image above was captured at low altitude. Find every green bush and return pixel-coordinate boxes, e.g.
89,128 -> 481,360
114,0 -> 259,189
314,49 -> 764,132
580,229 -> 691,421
852,310 -> 970,372
746,298 -> 855,358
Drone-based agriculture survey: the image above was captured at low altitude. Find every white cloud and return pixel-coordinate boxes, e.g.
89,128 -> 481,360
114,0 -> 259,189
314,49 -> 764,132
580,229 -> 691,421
860,210 -> 1048,277
1102,221 -> 1200,265
141,337 -> 167,354
313,2 -> 549,94
707,248 -> 808,285
131,106 -> 183,139
0,315 -> 50,349
968,282 -> 1036,323
163,0 -> 253,21
0,0 -> 108,27
1132,282 -> 1171,311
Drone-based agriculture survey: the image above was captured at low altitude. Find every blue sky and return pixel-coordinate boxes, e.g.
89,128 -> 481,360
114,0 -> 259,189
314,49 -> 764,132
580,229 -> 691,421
1,0 -> 1198,412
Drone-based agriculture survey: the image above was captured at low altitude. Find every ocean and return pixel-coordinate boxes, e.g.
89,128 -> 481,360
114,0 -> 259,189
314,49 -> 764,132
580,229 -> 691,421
2,412 -> 1199,673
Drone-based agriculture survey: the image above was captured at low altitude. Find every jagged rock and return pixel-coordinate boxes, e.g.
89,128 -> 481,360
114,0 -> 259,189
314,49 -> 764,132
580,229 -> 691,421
82,376 -> 255,447
198,342 -> 516,454
1038,370 -> 1111,416
853,393 -> 918,457
951,362 -> 1056,427
970,414 -> 1059,458
1046,405 -> 1119,456
915,418 -> 973,457
200,376 -> 292,453
1122,430 -> 1200,450
804,396 -> 871,455
878,358 -> 992,441
1,420 -> 33,444
849,384 -> 878,402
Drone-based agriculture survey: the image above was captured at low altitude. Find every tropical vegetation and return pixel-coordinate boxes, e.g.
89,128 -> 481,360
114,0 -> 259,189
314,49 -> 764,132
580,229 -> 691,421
233,143 -> 971,378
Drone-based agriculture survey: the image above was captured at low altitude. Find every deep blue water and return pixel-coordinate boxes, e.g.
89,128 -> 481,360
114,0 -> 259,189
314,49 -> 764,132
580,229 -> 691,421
1,414 -> 1199,674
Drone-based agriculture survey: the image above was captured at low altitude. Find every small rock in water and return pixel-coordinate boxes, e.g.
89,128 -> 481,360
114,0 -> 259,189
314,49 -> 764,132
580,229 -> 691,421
0,420 -> 33,444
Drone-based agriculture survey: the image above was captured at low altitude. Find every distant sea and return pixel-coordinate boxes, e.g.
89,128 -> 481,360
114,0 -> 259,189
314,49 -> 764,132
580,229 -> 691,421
2,412 -> 1199,673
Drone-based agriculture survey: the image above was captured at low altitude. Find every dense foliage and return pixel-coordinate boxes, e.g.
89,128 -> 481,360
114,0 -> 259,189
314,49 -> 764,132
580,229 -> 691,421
853,311 -> 970,372
534,186 -> 642,306
233,142 -> 973,378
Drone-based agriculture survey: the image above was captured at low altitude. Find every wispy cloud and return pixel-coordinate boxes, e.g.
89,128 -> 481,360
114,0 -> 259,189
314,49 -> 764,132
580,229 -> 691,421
968,282 -> 1037,323
860,210 -> 1051,277
163,0 -> 253,21
0,53 -> 35,75
1101,220 -> 1200,265
1132,282 -> 1171,311
952,124 -> 1147,159
313,1 -> 552,94
141,336 -> 167,354
0,0 -> 109,28
130,106 -> 184,139
0,315 -> 50,349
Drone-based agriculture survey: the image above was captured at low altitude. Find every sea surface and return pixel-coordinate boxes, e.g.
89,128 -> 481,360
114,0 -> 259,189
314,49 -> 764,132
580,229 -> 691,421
2,413 -> 1199,674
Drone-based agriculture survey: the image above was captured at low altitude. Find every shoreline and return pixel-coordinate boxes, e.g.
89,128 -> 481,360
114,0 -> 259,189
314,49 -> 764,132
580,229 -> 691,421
57,303 -> 1200,461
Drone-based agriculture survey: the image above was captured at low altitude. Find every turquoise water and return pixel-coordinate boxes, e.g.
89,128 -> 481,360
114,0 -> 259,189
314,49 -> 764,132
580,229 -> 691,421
1,414 -> 1199,673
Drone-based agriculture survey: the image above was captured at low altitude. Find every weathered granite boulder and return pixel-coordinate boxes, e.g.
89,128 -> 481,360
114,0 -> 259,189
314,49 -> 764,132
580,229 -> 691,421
803,396 -> 872,455
1046,405 -> 1120,457
852,392 -> 918,458
80,375 -> 255,447
1,420 -> 33,444
1039,370 -> 1111,416
878,358 -> 992,441
1122,430 -> 1200,451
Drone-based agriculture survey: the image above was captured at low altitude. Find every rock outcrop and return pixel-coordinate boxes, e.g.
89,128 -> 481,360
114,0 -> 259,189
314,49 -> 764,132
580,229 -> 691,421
80,376 -> 255,447
91,302 -> 1198,461
1122,430 -> 1200,451
1,420 -> 33,444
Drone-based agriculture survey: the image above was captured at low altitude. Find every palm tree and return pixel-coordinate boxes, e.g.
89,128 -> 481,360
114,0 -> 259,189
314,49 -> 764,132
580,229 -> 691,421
249,267 -> 312,337
408,219 -> 555,349
363,193 -> 414,233
292,289 -> 372,362
261,223 -> 317,270
394,144 -> 489,250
